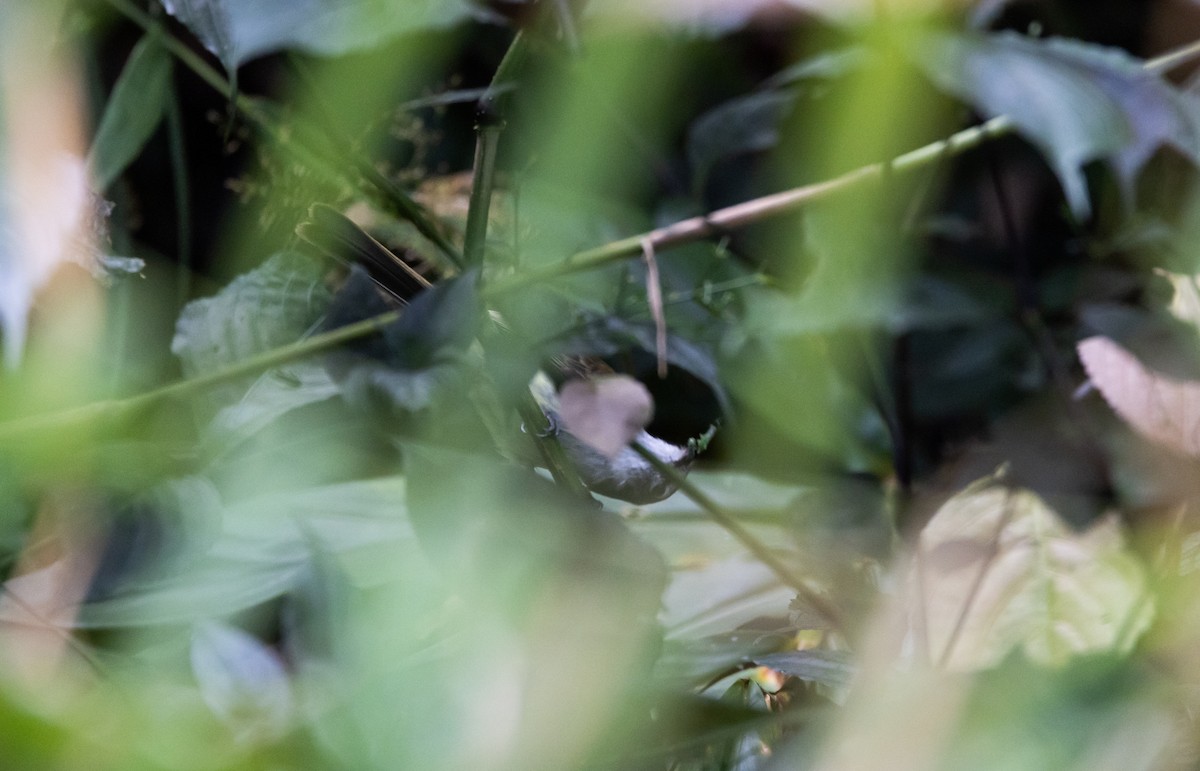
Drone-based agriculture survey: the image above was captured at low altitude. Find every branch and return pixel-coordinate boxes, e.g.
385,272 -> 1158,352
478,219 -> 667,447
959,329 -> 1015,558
486,32 -> 1200,295
0,311 -> 400,446
487,116 -> 1014,296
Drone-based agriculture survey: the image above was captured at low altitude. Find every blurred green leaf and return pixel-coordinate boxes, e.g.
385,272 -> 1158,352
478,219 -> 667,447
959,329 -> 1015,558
403,446 -> 668,768
190,620 -> 293,744
205,362 -> 341,447
80,477 -> 419,627
88,33 -> 172,191
940,657 -> 1172,771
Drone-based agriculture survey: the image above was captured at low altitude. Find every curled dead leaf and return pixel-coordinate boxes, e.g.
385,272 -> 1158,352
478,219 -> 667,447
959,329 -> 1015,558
1078,335 -> 1200,457
557,376 -> 654,460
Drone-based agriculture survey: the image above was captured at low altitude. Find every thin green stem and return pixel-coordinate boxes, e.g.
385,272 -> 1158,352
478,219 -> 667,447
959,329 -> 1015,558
631,442 -> 847,635
487,116 -> 1014,296
464,124 -> 503,267
517,400 -> 594,502
0,311 -> 399,445
165,86 -> 192,307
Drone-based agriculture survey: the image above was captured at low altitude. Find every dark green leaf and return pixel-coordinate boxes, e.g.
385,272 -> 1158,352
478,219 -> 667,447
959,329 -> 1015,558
323,270 -> 480,413
914,31 -> 1200,217
688,91 -> 795,193
171,252 -> 332,409
161,0 -> 477,73
89,33 -> 173,190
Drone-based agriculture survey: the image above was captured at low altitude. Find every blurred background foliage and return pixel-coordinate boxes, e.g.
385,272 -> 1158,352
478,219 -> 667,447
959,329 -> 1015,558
3,0 -> 1200,768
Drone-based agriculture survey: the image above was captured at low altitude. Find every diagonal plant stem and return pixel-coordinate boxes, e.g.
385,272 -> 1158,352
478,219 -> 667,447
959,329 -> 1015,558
0,311 -> 400,445
631,442 -> 847,636
486,33 -> 1200,296
488,115 -> 1014,296
5,33 -> 1200,442
466,20 -> 594,501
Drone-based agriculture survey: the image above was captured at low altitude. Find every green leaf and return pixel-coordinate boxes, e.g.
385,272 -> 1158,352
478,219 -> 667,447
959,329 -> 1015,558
324,269 -> 480,414
89,33 -> 172,190
79,477 -> 422,628
206,362 -> 341,447
914,31 -> 1200,218
751,650 -> 854,691
688,91 -> 795,193
402,447 -> 669,768
171,252 -> 332,408
161,0 -> 477,73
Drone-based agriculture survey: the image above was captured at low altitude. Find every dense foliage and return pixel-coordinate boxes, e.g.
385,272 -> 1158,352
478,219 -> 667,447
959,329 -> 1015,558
3,1 -> 1200,768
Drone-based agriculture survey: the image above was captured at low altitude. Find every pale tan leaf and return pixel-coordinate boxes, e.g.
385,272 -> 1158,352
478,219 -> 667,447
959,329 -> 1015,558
1164,270 -> 1200,329
914,480 -> 1153,671
557,375 -> 654,460
0,9 -> 93,370
1079,335 -> 1200,457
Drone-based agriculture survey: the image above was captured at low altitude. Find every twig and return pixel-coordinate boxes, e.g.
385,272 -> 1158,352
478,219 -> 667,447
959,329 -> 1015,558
487,115 -> 1016,296
486,32 -> 1200,296
1145,38 -> 1200,74
641,238 -> 668,378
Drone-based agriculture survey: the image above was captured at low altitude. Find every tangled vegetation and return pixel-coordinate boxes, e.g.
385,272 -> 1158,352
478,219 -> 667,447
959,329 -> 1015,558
3,1 -> 1200,768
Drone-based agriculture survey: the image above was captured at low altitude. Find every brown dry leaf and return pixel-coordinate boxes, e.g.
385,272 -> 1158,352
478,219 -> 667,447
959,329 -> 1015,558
0,9 -> 94,370
0,489 -> 104,685
914,479 -> 1153,671
557,376 -> 653,460
1078,335 -> 1200,457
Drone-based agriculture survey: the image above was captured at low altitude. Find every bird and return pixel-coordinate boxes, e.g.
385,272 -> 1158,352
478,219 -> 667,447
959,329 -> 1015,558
297,203 -> 714,504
